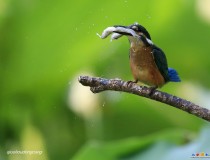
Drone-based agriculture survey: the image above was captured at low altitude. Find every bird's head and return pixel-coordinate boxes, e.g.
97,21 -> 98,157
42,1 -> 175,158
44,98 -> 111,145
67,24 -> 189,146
128,23 -> 151,40
114,22 -> 151,40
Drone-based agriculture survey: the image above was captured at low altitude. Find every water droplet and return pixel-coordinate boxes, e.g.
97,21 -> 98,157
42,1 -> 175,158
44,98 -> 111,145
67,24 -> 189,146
146,14 -> 151,19
102,102 -> 106,107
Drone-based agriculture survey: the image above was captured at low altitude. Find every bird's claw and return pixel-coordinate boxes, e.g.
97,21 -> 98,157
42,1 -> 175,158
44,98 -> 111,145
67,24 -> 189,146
126,80 -> 138,87
149,86 -> 158,96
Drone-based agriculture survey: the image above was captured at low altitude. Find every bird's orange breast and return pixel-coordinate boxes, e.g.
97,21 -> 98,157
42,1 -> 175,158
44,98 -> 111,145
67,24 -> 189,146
129,46 -> 165,87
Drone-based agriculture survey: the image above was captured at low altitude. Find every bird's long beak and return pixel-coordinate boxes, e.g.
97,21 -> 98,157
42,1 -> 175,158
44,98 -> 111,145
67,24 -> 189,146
97,25 -> 138,40
113,25 -> 133,36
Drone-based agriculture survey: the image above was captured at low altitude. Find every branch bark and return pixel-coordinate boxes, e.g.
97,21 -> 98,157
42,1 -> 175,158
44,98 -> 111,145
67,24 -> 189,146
78,75 -> 210,122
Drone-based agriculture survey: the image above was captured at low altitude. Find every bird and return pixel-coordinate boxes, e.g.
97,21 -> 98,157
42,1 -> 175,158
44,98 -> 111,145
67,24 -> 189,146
113,23 -> 181,91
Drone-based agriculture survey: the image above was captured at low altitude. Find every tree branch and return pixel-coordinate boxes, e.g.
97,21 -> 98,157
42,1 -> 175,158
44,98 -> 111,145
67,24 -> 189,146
78,75 -> 210,122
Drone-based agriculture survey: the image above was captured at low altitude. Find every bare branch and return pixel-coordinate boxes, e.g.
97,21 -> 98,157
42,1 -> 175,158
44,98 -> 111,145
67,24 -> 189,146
78,75 -> 210,122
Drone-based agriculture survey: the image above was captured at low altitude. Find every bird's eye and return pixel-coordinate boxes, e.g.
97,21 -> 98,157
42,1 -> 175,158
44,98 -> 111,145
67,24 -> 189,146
132,26 -> 138,31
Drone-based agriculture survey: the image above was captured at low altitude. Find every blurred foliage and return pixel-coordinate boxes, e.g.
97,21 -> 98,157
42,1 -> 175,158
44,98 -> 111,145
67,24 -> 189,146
0,0 -> 210,159
73,127 -> 210,160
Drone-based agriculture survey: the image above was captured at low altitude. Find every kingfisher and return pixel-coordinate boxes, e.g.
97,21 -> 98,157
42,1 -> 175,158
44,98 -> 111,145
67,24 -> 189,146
113,23 -> 181,90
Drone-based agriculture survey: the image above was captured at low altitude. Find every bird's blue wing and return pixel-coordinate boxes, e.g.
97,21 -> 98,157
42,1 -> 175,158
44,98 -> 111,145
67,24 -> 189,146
151,46 -> 170,82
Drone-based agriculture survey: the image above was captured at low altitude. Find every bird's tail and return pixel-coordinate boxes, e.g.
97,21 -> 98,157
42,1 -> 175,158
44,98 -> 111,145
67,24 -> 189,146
168,68 -> 181,82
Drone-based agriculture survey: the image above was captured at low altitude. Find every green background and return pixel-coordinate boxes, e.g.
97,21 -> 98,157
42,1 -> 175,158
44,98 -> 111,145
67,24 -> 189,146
1,0 -> 210,159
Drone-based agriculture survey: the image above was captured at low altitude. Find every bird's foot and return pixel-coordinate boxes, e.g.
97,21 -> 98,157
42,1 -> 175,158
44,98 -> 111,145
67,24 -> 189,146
126,80 -> 138,87
149,86 -> 158,96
